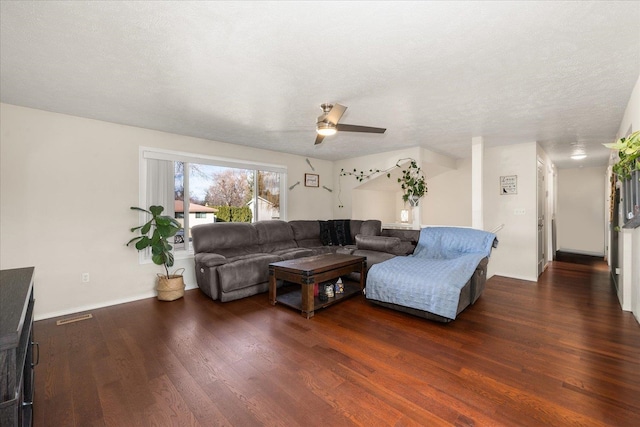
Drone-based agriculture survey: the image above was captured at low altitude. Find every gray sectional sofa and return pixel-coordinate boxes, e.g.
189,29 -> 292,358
192,219 -> 419,302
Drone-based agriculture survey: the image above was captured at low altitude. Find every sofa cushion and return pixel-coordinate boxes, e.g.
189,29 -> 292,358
289,220 -> 324,248
335,246 -> 356,255
273,248 -> 315,260
349,220 -> 364,240
217,253 -> 282,293
381,228 -> 420,243
350,249 -> 396,270
192,222 -> 260,257
359,220 -> 382,236
254,220 -> 298,252
307,246 -> 336,255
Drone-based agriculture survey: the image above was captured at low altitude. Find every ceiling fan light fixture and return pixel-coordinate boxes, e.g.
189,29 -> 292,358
570,142 -> 587,160
316,122 -> 337,136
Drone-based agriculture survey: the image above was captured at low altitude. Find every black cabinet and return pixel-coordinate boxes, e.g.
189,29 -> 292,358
1,267 -> 36,427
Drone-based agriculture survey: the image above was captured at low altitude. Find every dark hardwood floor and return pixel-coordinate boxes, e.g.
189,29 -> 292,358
33,259 -> 640,426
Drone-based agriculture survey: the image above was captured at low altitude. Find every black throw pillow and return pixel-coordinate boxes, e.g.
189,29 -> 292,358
318,221 -> 333,246
331,219 -> 353,246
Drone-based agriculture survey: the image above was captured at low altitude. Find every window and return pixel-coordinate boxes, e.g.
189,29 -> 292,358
140,147 -> 287,257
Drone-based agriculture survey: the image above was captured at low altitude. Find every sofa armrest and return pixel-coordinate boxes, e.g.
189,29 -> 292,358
381,229 -> 419,254
355,235 -> 402,254
195,253 -> 228,268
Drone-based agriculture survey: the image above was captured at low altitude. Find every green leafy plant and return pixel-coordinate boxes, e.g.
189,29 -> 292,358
127,205 -> 182,278
397,160 -> 427,203
213,205 -> 253,222
340,157 -> 427,204
604,130 -> 640,180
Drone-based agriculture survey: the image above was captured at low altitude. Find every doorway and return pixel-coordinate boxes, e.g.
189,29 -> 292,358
537,159 -> 546,276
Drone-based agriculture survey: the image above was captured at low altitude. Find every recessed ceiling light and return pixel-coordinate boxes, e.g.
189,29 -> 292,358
571,154 -> 587,160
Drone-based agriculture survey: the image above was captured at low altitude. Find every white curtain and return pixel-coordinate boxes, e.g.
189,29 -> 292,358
146,159 -> 175,218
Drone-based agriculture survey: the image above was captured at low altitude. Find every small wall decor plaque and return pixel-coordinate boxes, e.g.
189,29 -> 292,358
500,175 -> 517,195
305,173 -> 319,187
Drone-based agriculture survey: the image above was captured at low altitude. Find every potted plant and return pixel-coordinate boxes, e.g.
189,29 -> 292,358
127,205 -> 185,301
397,160 -> 427,206
604,130 -> 640,180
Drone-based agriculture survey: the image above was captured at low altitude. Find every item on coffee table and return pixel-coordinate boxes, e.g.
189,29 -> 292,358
335,277 -> 344,294
325,283 -> 335,298
318,292 -> 328,302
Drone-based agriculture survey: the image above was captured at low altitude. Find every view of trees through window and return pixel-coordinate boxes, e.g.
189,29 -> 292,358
142,149 -> 285,254
173,162 -> 281,246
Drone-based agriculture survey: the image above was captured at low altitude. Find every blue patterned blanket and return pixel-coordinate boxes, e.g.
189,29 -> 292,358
366,227 -> 497,319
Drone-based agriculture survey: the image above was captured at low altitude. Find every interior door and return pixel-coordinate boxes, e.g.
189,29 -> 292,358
537,160 -> 546,276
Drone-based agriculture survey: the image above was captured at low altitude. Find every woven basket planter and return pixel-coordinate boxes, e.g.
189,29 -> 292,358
156,269 -> 185,301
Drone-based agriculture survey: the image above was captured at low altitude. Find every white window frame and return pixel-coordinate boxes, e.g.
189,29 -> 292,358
138,146 -> 287,262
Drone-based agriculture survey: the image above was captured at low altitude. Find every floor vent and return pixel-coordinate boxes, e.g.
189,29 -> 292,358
56,313 -> 93,326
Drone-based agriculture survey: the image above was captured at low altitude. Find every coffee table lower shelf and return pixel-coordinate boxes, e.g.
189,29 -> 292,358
275,280 -> 362,314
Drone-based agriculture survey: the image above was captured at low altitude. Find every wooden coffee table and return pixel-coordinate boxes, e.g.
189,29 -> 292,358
269,253 -> 367,318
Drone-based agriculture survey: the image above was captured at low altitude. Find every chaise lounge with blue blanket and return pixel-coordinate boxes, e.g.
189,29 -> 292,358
366,227 -> 498,323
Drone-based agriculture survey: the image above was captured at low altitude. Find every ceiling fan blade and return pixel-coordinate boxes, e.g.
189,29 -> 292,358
314,134 -> 326,145
336,123 -> 386,134
325,103 -> 347,125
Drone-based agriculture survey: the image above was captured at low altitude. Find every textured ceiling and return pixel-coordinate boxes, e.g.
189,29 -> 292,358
1,1 -> 639,168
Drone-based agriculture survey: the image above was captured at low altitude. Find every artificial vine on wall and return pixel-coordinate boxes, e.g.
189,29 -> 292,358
338,157 -> 427,206
340,167 -> 385,182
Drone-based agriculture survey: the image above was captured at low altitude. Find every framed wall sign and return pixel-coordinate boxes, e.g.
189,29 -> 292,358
500,175 -> 517,195
305,173 -> 319,187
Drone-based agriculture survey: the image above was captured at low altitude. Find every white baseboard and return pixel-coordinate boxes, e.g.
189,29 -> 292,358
35,282 -> 199,321
492,272 -> 538,283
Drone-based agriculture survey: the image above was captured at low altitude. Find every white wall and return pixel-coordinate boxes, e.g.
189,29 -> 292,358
483,142 -> 538,281
422,157 -> 472,226
556,166 -> 607,256
617,75 -> 640,141
0,103 -> 333,319
351,189 -> 397,222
